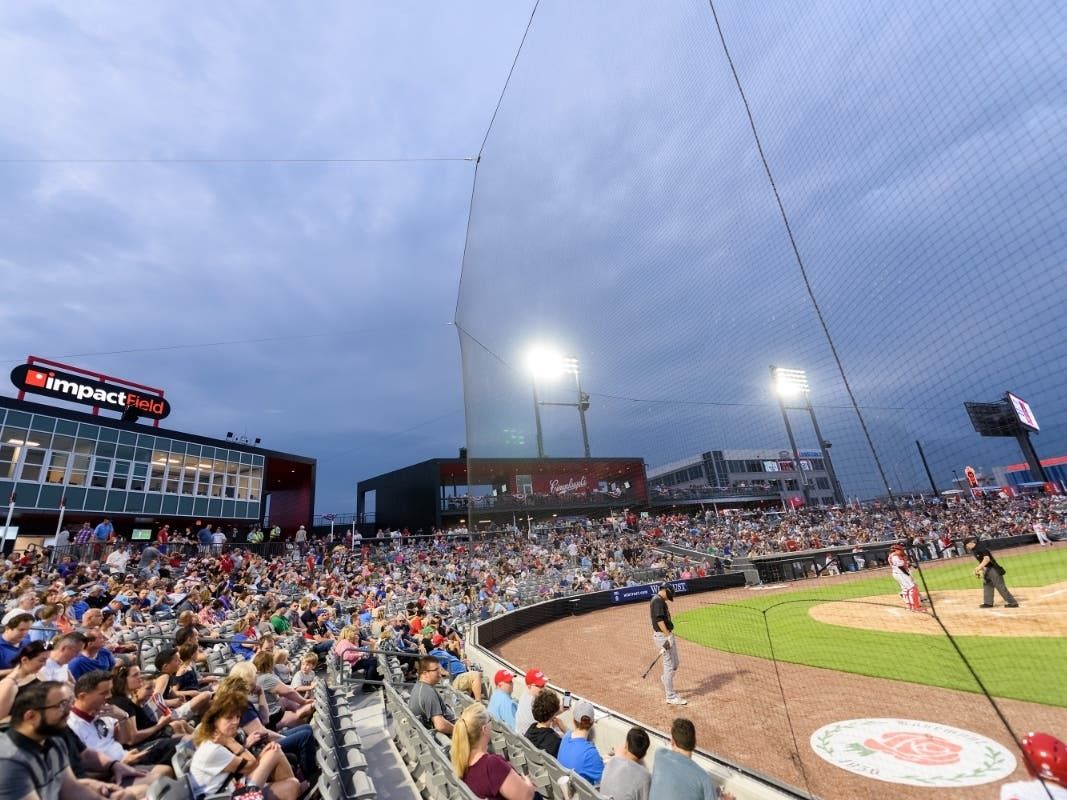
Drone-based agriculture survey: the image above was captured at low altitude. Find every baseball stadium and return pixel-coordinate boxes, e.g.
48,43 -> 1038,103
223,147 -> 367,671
1,3 -> 1065,800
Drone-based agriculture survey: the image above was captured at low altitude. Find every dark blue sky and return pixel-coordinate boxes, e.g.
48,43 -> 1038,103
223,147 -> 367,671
1,2 -> 1064,512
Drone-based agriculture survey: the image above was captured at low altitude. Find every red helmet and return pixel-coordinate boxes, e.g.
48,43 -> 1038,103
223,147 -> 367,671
1022,732 -> 1067,786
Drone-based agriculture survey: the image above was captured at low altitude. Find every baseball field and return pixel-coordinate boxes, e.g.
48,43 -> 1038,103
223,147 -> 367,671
673,547 -> 1067,707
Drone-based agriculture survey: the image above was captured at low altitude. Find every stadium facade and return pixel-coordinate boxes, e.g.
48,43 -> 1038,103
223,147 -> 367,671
356,455 -> 647,533
0,370 -> 315,549
647,447 -> 839,508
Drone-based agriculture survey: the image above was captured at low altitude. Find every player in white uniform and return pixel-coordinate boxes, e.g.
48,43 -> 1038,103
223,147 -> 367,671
1000,731 -> 1067,800
1034,517 -> 1054,546
888,544 -> 922,612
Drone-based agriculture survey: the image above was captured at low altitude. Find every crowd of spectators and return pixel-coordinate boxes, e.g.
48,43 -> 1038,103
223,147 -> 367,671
1,490 -> 1063,800
642,494 -> 1065,560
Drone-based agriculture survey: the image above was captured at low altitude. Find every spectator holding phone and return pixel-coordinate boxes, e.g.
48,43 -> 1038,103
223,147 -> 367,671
190,698 -> 303,800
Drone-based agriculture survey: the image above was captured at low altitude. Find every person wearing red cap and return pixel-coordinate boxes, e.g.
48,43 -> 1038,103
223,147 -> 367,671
1000,732 -> 1067,799
514,668 -> 547,734
486,669 -> 518,729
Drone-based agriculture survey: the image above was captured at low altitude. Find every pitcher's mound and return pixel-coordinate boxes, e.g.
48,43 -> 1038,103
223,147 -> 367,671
808,582 -> 1067,637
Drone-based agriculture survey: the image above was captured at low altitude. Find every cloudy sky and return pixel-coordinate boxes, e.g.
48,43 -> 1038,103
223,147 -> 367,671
2,1 -> 1065,513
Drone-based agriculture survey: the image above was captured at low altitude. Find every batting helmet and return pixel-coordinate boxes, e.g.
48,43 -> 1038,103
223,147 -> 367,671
1021,731 -> 1067,786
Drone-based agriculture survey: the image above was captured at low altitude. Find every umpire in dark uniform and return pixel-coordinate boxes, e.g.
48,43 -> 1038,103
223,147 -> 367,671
651,584 -> 687,705
964,537 -> 1019,608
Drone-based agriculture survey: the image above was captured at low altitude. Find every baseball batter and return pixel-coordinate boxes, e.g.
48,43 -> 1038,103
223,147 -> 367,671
650,584 -> 686,705
888,544 -> 923,613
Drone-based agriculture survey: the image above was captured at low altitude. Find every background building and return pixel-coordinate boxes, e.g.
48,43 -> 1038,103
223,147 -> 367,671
357,455 -> 647,533
647,448 -> 839,509
0,394 -> 315,549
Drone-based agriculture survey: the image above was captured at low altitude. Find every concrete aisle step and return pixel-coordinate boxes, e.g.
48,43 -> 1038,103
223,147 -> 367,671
346,690 -> 421,800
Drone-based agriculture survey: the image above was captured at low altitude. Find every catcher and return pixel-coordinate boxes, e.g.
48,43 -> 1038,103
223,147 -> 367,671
888,543 -> 923,612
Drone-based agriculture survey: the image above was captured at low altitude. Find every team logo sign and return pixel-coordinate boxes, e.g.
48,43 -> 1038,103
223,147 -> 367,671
810,718 -> 1016,787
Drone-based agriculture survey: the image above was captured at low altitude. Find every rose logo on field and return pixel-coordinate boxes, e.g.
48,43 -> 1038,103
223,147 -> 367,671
811,718 -> 1016,787
864,732 -> 962,766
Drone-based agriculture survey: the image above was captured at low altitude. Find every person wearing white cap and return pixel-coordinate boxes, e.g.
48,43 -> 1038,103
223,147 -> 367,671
557,699 -> 604,785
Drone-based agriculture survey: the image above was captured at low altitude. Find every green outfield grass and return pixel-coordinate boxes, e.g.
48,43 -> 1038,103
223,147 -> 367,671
673,547 -> 1067,706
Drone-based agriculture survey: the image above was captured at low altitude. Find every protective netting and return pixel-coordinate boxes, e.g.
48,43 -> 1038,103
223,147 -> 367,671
456,2 -> 1067,797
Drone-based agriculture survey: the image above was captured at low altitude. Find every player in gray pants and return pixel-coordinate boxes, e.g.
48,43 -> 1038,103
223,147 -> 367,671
650,585 -> 687,705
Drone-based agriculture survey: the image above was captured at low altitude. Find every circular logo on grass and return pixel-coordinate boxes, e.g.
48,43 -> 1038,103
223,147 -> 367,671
810,718 -> 1016,787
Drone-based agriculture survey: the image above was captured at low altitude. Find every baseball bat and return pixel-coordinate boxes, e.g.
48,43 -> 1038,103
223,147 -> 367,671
641,649 -> 664,679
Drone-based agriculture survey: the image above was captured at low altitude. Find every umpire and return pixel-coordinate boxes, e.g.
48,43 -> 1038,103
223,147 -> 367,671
651,584 -> 687,705
964,537 -> 1019,608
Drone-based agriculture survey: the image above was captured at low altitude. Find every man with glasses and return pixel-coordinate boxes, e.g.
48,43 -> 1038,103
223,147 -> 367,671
0,680 -> 98,800
408,656 -> 454,735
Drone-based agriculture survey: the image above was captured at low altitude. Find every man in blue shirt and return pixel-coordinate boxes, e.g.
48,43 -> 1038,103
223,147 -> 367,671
66,630 -> 116,680
557,700 -> 604,785
0,614 -> 34,671
93,517 -> 113,542
649,718 -> 717,800
486,669 -> 518,729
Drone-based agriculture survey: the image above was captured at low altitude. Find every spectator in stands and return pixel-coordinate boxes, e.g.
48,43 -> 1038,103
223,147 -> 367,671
252,650 -> 313,730
109,663 -> 192,746
558,700 -> 604,785
649,718 -> 717,800
0,680 -> 101,800
333,625 -> 382,689
28,603 -> 61,644
67,671 -> 176,774
600,726 -> 652,800
0,613 -> 33,673
152,647 -> 212,720
0,641 -> 49,719
451,702 -> 535,800
486,669 -> 517,729
513,667 -> 548,735
190,697 -> 303,800
39,631 -> 86,684
409,655 -> 455,735
524,689 -> 562,758
216,670 -> 318,784
452,665 -> 484,702
67,628 -> 116,681
289,653 -> 319,696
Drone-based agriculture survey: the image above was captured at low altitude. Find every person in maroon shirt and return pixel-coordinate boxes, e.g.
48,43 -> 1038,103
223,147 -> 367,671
451,703 -> 534,800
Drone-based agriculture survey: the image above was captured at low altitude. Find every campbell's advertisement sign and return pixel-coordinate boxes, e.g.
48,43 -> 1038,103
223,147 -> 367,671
11,364 -> 171,420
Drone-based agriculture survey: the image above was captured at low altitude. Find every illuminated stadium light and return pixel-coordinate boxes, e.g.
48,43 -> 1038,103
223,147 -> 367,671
525,345 -> 590,458
772,366 -> 810,397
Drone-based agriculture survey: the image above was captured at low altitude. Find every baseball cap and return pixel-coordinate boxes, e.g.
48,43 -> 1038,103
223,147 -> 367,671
524,668 -> 547,687
494,669 -> 516,685
431,633 -> 445,647
572,700 -> 595,724
661,585 -> 675,601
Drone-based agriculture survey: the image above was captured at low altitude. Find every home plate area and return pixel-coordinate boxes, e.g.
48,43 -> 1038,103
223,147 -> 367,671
808,581 -> 1067,637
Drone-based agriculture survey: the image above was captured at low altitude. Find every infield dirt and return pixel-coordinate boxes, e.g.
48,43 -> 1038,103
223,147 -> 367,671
492,578 -> 1067,800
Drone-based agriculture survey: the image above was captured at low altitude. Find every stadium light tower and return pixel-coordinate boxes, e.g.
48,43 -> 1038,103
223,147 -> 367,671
525,346 -> 592,458
770,365 -> 845,507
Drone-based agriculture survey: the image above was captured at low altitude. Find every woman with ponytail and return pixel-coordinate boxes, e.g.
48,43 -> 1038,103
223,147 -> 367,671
450,702 -> 534,800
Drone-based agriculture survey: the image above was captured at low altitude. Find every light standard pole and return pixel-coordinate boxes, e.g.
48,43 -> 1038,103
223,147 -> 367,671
804,398 -> 845,506
771,366 -> 846,507
771,366 -> 810,508
526,347 -> 591,459
531,381 -> 546,458
564,357 -> 591,458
